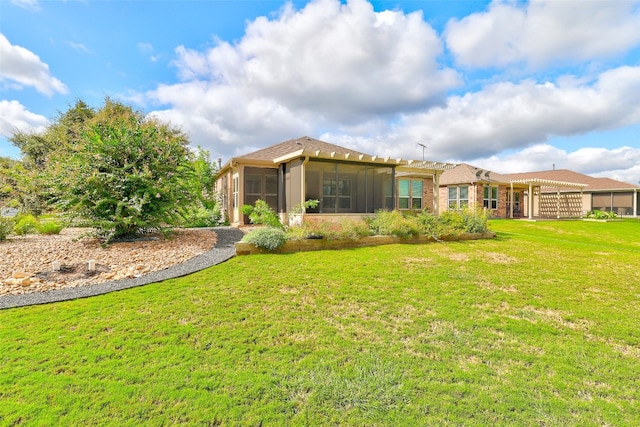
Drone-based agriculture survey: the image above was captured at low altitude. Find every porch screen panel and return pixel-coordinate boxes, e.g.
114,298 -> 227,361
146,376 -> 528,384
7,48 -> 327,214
592,193 -> 611,211
244,167 -> 278,211
305,160 -> 393,213
613,192 -> 633,215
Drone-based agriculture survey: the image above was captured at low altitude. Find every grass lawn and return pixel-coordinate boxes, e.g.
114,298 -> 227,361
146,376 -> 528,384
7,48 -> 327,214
1,219 -> 639,426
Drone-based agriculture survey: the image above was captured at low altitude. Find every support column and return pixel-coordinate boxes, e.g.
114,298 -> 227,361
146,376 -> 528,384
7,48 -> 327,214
556,187 -> 560,219
510,182 -> 514,218
433,173 -> 440,215
528,183 -> 534,220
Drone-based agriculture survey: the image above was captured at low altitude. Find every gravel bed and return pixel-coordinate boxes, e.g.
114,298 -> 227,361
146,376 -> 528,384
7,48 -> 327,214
0,227 -> 244,310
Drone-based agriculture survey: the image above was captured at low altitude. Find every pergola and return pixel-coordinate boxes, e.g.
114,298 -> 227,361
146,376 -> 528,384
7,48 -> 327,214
509,178 -> 589,220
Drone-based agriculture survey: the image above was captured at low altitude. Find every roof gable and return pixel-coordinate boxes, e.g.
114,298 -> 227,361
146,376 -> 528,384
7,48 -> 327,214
236,136 -> 371,162
440,163 -> 512,185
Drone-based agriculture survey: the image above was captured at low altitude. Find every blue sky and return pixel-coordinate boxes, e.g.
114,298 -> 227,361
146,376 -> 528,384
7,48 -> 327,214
1,0 -> 639,183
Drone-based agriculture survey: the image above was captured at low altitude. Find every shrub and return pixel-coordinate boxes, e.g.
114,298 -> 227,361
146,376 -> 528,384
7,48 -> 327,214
586,210 -> 617,220
0,217 -> 14,241
438,207 -> 490,234
288,217 -> 370,241
180,206 -> 223,228
13,214 -> 39,235
242,226 -> 287,251
37,220 -> 65,235
367,210 -> 420,238
55,99 -> 195,244
241,200 -> 282,229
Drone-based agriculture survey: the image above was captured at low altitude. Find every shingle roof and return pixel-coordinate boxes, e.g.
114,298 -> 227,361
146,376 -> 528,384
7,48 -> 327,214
441,164 -> 639,191
236,136 -> 371,161
504,169 -> 639,191
439,163 -> 513,185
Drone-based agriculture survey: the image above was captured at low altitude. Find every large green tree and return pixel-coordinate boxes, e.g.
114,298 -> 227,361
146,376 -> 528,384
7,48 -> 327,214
55,99 -> 196,242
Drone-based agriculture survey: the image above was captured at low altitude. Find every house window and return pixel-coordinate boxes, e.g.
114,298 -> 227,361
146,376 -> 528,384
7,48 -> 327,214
322,178 -> 351,210
232,175 -> 239,209
483,185 -> 498,209
398,179 -> 423,210
448,185 -> 468,209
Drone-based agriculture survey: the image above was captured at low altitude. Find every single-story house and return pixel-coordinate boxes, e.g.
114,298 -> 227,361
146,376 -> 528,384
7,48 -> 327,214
215,137 -> 455,226
440,164 -> 640,219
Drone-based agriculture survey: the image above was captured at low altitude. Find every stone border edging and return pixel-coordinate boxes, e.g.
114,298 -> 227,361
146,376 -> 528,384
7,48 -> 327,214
0,227 -> 245,310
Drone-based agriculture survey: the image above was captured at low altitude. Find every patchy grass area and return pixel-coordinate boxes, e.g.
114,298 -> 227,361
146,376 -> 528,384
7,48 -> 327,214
1,220 -> 639,425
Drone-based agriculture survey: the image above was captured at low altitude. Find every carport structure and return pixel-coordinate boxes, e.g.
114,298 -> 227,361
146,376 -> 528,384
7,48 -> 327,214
509,178 -> 589,220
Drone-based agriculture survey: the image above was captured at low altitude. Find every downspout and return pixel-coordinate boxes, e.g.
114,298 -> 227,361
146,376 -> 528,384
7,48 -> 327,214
634,188 -> 638,218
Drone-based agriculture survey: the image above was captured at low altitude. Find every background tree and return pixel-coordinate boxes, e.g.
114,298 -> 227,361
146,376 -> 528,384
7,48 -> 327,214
8,99 -> 95,214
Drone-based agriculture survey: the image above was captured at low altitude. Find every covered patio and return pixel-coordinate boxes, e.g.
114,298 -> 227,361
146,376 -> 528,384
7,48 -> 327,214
509,178 -> 589,220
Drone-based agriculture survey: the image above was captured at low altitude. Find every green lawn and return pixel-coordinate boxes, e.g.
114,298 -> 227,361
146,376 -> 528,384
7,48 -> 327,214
1,220 -> 639,426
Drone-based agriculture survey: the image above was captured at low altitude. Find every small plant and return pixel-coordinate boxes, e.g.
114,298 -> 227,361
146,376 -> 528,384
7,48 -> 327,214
241,200 -> 282,229
13,214 -> 39,235
586,210 -> 617,220
242,226 -> 287,251
287,199 -> 319,226
37,220 -> 65,235
0,217 -> 14,241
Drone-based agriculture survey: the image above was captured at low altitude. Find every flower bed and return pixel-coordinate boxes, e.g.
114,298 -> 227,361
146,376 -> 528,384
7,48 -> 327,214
235,231 -> 496,255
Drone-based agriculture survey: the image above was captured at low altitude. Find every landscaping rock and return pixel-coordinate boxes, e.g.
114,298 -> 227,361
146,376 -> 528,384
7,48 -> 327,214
0,228 -> 217,297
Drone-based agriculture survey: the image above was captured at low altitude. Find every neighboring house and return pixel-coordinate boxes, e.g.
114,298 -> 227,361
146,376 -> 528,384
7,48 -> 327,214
506,169 -> 640,218
215,136 -> 455,226
439,163 -> 533,219
440,164 -> 640,219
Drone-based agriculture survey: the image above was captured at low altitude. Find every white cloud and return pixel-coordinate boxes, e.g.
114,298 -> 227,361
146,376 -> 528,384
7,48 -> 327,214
147,0 -> 459,158
470,144 -> 640,185
376,66 -> 640,161
0,100 -> 49,137
137,42 -> 160,62
67,41 -> 92,54
445,0 -> 640,68
0,33 -> 68,96
10,0 -> 40,11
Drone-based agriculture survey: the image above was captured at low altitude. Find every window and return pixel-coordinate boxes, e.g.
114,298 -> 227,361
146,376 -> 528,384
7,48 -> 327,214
448,185 -> 468,209
398,179 -> 423,210
483,185 -> 498,209
322,178 -> 351,210
232,175 -> 239,209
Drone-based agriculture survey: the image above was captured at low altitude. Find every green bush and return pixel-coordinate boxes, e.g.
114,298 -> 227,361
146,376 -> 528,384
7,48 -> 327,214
180,206 -> 223,228
288,217 -> 370,241
586,210 -> 617,220
13,214 -> 39,235
0,217 -> 14,240
439,207 -> 490,234
37,220 -> 65,235
242,226 -> 287,251
55,99 -> 195,244
367,210 -> 420,238
241,200 -> 282,229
